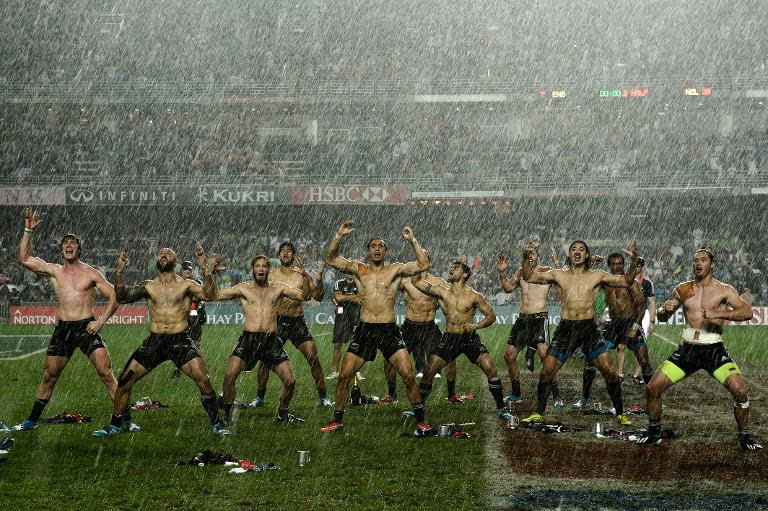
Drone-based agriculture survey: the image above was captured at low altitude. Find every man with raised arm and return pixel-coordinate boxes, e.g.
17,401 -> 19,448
216,255 -> 312,426
250,243 -> 331,408
92,246 -> 229,437
521,240 -> 639,426
12,208 -> 122,432
640,248 -> 761,450
497,242 -> 564,409
411,262 -> 514,422
319,221 -> 431,433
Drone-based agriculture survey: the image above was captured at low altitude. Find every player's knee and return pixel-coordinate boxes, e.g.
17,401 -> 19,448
283,376 -> 296,391
42,371 -> 60,387
731,385 -> 748,403
646,381 -> 662,399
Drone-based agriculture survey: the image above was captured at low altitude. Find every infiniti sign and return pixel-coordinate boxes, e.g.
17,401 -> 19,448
68,189 -> 95,203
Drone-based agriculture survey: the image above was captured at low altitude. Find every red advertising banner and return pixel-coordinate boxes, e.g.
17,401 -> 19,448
10,305 -> 148,325
292,185 -> 407,205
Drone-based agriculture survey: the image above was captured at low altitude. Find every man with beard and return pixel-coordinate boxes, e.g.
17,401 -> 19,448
215,255 -> 311,425
497,243 -> 564,409
521,240 -> 638,426
12,209 -> 125,432
171,260 -> 208,378
250,243 -> 330,407
573,252 -> 655,408
92,246 -> 229,437
319,221 -> 431,433
640,249 -> 761,450
411,262 -> 514,421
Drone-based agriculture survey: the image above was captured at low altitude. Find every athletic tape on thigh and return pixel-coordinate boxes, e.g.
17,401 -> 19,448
734,400 -> 750,409
660,360 -> 686,384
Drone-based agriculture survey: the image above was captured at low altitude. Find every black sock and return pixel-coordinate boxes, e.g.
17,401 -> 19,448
488,378 -> 504,409
224,404 -> 234,423
447,379 -> 456,397
510,378 -> 521,397
648,419 -> 661,437
419,382 -> 433,402
125,411 -> 133,424
412,403 -> 425,423
333,409 -> 344,423
110,413 -> 125,428
582,366 -> 597,399
536,380 -> 552,415
201,393 -> 219,425
318,389 -> 327,400
28,399 -> 49,422
739,429 -> 751,441
277,408 -> 288,421
257,388 -> 266,400
550,382 -> 561,401
606,379 -> 623,415
387,380 -> 397,398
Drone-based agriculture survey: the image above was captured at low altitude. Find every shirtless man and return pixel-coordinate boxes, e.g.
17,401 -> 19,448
92,246 -> 228,437
498,244 -> 563,409
319,221 -> 431,433
12,208 -> 121,431
521,240 -> 638,426
381,269 -> 459,403
575,252 -> 655,407
251,243 -> 330,407
412,262 -> 514,422
215,255 -> 311,425
640,248 -> 761,450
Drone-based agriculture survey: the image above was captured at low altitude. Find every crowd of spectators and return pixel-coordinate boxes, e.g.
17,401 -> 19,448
2,105 -> 766,188
1,1 -> 765,85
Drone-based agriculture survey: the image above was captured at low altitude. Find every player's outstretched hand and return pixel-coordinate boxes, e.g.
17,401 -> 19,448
116,252 -> 129,273
337,220 -> 356,237
24,208 -> 43,231
497,254 -> 508,273
624,240 -> 638,261
402,227 -> 414,241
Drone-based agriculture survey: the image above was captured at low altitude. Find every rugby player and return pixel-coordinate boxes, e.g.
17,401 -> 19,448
412,262 -> 514,421
171,260 -> 207,378
92,246 -> 228,437
215,255 -> 312,425
250,244 -> 330,407
640,248 -> 761,450
12,208 -> 124,432
521,240 -> 638,426
327,272 -> 363,380
498,243 -> 564,409
319,221 -> 430,433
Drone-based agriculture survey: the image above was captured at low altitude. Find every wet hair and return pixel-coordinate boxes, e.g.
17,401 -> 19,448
367,237 -> 387,249
278,241 -> 295,254
60,234 -> 82,256
607,252 -> 625,264
566,240 -> 591,270
453,261 -> 472,281
251,254 -> 270,267
637,256 -> 646,268
695,247 -> 715,264
180,260 -> 193,271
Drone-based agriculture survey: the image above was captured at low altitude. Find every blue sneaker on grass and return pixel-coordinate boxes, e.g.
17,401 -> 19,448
497,408 -> 514,421
91,424 -> 122,437
504,394 -> 523,404
11,419 -> 39,431
212,423 -> 230,437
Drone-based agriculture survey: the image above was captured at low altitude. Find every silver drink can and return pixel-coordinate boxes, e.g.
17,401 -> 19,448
508,416 -> 520,429
439,425 -> 451,436
298,450 -> 310,467
595,423 -> 603,436
593,401 -> 603,412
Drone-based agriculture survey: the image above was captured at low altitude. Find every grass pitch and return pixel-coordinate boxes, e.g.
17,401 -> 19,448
1,323 -> 767,511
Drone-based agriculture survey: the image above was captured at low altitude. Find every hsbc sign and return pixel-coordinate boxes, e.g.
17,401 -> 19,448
292,185 -> 406,205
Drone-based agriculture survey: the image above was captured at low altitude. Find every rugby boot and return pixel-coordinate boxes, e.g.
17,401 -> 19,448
504,394 -> 523,404
521,413 -> 544,424
248,397 -> 265,408
616,414 -> 632,426
447,395 -> 464,404
740,435 -> 763,451
11,419 -> 39,431
553,399 -> 565,409
414,422 -> 433,437
319,421 -> 343,433
212,422 -> 231,437
380,394 -> 398,404
497,408 -> 514,421
637,433 -> 662,445
91,424 -> 122,437
277,413 -> 305,424
319,397 -> 334,407
125,421 -> 142,433
571,397 -> 589,409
